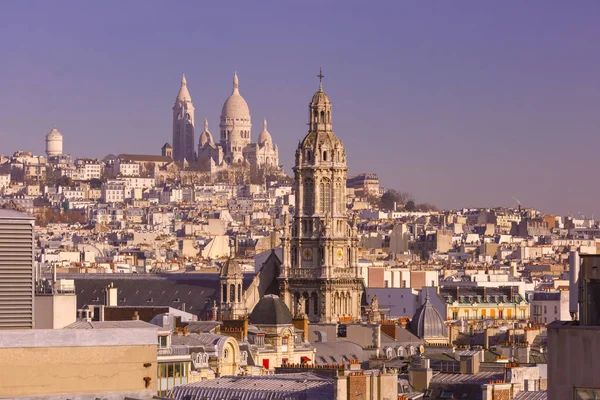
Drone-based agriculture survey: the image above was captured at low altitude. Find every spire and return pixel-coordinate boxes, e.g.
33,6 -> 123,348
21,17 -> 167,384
176,74 -> 192,103
425,288 -> 431,303
263,118 -> 267,130
317,67 -> 324,92
204,118 -> 209,131
233,71 -> 239,93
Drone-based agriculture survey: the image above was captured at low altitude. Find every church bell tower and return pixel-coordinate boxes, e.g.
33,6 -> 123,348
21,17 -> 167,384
279,69 -> 363,323
172,74 -> 196,162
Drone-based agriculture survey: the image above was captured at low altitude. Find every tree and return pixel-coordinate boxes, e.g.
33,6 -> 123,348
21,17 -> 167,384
405,200 -> 416,212
57,175 -> 73,188
89,178 -> 103,189
380,189 -> 413,211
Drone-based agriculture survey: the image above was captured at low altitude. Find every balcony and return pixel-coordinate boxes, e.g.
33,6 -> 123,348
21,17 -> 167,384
288,268 -> 319,279
158,346 -> 191,357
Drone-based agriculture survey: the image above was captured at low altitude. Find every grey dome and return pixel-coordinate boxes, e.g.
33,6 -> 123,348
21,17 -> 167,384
219,258 -> 242,278
409,292 -> 447,340
249,295 -> 293,325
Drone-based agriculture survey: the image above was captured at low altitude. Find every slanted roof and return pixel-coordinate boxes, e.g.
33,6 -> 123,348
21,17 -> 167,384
64,320 -> 157,330
67,273 -> 254,319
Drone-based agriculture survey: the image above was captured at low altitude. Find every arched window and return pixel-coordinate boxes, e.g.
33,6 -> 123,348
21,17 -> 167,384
323,151 -> 327,161
229,284 -> 235,303
222,284 -> 227,302
320,179 -> 331,213
237,284 -> 241,302
320,111 -> 325,122
312,293 -> 318,315
304,179 -> 314,215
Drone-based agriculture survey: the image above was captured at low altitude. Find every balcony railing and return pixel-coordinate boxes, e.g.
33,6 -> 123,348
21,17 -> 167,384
158,346 -> 191,356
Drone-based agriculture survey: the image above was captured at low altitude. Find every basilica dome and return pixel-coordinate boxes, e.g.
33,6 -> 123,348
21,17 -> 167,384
249,295 -> 293,326
199,119 -> 214,147
257,118 -> 272,146
221,72 -> 250,122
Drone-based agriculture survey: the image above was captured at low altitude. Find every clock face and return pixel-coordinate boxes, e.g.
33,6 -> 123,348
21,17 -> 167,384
303,248 -> 313,261
336,248 -> 344,261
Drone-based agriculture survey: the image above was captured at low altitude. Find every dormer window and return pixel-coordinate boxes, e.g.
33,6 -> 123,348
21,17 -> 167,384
323,151 -> 327,161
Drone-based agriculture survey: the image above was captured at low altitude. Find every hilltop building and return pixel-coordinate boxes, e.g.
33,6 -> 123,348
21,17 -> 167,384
170,73 -> 280,174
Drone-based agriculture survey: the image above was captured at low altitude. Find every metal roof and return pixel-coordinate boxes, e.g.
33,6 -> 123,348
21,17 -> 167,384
168,372 -> 334,400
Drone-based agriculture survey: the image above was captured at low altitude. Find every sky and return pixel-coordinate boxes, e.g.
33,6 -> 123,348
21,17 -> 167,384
0,1 -> 599,217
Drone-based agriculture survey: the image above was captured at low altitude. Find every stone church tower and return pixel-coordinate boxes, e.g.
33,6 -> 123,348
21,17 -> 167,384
172,74 -> 196,162
279,70 -> 363,323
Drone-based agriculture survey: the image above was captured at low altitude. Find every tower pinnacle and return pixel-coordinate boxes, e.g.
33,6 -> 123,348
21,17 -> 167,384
317,67 -> 324,92
233,72 -> 239,93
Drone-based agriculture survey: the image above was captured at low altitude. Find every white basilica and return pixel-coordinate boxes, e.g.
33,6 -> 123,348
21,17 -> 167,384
170,73 -> 280,174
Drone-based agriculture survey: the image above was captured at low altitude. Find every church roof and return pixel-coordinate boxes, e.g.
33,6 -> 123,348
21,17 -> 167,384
176,74 -> 192,103
257,118 -> 272,146
409,291 -> 447,340
221,72 -> 250,119
249,294 -> 293,325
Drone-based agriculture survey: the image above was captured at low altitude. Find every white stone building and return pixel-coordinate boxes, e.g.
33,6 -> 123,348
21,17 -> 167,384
169,73 -> 280,174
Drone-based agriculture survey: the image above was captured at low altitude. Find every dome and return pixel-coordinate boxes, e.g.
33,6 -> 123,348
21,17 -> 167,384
221,72 -> 250,120
249,295 -> 293,325
46,128 -> 63,139
409,292 -> 447,340
311,90 -> 331,106
257,118 -> 272,146
176,74 -> 192,103
219,257 -> 242,278
199,119 -> 214,147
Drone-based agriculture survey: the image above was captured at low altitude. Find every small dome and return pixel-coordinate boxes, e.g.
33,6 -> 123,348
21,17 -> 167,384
46,128 -> 63,139
221,72 -> 250,120
220,257 -> 242,278
176,74 -> 192,103
249,295 -> 293,325
199,119 -> 214,147
257,118 -> 272,146
311,90 -> 331,106
409,292 -> 447,340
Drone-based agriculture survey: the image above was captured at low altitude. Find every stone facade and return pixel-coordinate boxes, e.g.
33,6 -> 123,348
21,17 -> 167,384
279,72 -> 363,323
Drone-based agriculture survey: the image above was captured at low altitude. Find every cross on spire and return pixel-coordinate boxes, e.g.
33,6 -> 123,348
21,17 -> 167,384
317,67 -> 324,92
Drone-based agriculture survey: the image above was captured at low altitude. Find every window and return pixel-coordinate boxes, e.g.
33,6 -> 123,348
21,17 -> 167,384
544,306 -> 547,314
304,179 -> 314,214
230,284 -> 235,303
554,306 -> 557,314
320,179 -> 331,213
158,336 -> 168,348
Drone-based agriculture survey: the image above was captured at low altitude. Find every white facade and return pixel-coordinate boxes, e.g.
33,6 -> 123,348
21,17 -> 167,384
101,181 -> 126,203
0,174 -> 10,189
530,289 -> 570,324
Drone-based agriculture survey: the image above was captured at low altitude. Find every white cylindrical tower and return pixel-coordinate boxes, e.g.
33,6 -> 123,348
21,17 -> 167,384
45,128 -> 63,157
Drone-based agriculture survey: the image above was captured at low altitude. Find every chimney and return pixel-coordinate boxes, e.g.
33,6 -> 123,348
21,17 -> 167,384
132,311 -> 140,321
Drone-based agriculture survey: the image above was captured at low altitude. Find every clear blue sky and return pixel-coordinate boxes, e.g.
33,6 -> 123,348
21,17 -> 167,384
1,1 -> 599,216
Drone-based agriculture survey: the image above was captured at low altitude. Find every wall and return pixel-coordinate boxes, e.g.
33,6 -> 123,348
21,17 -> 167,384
0,328 -> 157,399
34,294 -> 77,329
547,323 -> 600,400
